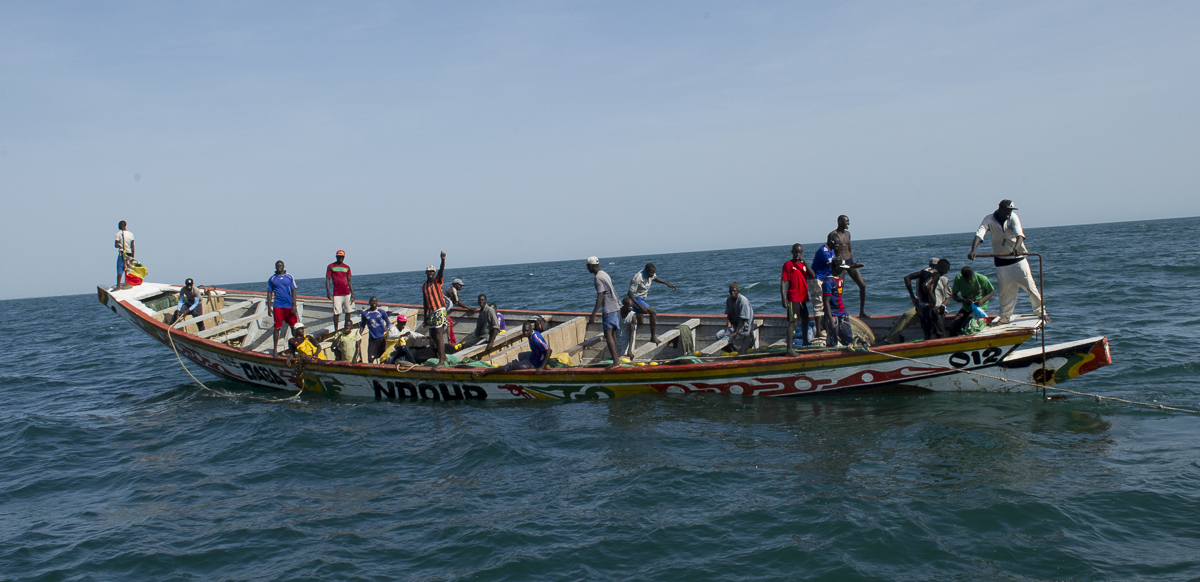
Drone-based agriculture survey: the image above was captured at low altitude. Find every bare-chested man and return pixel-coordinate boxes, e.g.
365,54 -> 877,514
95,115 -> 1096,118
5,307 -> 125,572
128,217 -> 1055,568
827,215 -> 868,318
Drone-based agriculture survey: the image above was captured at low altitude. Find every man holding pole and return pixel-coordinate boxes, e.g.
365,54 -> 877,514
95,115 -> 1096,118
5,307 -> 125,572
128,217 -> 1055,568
968,199 -> 1046,324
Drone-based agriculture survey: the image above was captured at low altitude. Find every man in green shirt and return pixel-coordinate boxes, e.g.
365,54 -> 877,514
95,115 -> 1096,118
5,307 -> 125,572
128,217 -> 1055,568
949,266 -> 996,336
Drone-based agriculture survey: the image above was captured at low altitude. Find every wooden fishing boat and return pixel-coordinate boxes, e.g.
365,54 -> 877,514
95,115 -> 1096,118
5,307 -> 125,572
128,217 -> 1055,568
97,282 -> 1111,401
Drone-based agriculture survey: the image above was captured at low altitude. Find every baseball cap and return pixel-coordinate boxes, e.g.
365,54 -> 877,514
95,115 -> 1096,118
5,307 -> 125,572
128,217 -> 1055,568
452,278 -> 463,286
396,313 -> 408,323
425,265 -> 436,271
928,257 -> 939,267
998,199 -> 1018,210
335,250 -> 345,256
586,256 -> 600,265
293,322 -> 305,329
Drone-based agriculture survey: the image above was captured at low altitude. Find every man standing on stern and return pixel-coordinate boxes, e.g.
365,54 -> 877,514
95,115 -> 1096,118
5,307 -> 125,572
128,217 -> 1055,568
587,256 -> 623,368
968,200 -> 1046,324
325,250 -> 354,332
828,215 -> 869,319
627,263 -> 677,345
422,252 -> 451,369
266,260 -> 298,355
781,243 -> 817,356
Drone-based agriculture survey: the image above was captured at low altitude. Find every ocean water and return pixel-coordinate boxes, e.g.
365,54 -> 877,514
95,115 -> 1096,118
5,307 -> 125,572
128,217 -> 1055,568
2,216 -> 1199,581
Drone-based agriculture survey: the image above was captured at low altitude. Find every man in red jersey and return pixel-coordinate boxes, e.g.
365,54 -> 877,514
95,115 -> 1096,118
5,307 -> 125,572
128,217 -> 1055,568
325,250 -> 355,332
780,243 -> 817,356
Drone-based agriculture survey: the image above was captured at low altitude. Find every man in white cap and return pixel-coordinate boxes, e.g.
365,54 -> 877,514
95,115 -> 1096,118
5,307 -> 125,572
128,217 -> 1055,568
422,252 -> 451,368
586,256 -> 623,368
968,199 -> 1046,324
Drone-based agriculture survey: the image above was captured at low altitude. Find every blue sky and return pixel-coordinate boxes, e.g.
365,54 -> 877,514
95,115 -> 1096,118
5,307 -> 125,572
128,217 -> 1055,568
2,1 -> 1198,300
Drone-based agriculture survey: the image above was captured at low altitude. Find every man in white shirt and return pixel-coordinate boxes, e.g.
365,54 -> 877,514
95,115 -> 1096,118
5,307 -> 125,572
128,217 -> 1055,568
114,220 -> 135,289
968,200 -> 1046,324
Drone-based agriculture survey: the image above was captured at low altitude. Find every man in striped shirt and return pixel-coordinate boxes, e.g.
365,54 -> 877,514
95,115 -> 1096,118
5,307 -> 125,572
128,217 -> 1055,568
423,252 -> 450,368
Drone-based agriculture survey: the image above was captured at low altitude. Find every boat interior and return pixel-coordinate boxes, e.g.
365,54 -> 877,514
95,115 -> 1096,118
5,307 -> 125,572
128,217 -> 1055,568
117,283 -> 1036,367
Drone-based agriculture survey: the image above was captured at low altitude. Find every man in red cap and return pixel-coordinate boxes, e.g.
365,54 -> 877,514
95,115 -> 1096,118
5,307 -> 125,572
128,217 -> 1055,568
326,250 -> 355,332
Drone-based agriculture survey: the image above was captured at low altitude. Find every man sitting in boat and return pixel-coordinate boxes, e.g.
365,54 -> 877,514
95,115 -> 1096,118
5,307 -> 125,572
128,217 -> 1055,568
286,323 -> 326,361
724,282 -> 755,354
330,324 -> 361,363
385,313 -> 429,364
948,265 -> 995,336
169,278 -> 206,332
456,294 -> 501,352
904,258 -> 951,340
359,297 -> 390,363
473,321 -> 552,376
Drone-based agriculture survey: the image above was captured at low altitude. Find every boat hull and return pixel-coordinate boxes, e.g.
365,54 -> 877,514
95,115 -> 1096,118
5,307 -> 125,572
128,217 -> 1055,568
99,286 -> 1112,401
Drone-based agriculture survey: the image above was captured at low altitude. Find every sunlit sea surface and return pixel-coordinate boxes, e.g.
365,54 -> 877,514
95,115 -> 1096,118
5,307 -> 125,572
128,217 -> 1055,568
3,217 -> 1199,581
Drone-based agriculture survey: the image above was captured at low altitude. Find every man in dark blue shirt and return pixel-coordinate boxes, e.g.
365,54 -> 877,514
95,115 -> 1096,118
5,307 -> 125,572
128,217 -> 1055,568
359,297 -> 390,363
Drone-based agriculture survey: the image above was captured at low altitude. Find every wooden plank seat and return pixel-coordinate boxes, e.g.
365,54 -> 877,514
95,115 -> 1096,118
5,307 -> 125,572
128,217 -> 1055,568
698,319 -> 763,356
486,316 -> 585,367
170,300 -> 256,329
631,318 -> 700,360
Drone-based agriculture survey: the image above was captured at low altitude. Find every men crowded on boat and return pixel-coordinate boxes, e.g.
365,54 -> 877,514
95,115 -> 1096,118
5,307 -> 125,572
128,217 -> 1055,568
359,297 -> 390,363
781,243 -> 818,356
325,250 -> 355,332
948,265 -> 995,336
169,278 -> 207,332
822,259 -> 860,347
266,260 -> 298,355
457,294 -> 501,352
904,258 -> 952,340
724,282 -> 755,354
586,256 -> 624,368
422,252 -> 451,369
114,220 -> 135,290
828,215 -> 869,319
627,263 -> 677,345
968,199 -> 1047,324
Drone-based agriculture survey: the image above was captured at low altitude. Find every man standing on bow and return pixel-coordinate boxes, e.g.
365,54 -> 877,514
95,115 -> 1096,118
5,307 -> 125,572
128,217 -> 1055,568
325,250 -> 354,332
828,215 -> 868,319
114,220 -> 135,289
968,200 -> 1046,324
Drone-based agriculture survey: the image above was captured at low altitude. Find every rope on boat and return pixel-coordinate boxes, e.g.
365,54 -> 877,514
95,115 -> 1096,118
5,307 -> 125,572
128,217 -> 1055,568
856,346 -> 1200,415
166,325 -> 303,403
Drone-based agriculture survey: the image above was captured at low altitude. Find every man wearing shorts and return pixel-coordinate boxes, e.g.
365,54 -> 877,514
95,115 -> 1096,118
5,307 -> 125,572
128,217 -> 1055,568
808,242 -> 834,346
325,250 -> 355,332
627,263 -> 677,344
587,256 -> 623,368
114,220 -> 135,289
780,243 -> 817,356
422,252 -> 450,369
266,260 -> 298,355
359,297 -> 389,363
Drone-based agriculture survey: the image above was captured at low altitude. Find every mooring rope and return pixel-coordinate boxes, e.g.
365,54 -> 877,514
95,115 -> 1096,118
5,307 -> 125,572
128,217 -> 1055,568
166,324 -> 303,403
856,346 -> 1200,414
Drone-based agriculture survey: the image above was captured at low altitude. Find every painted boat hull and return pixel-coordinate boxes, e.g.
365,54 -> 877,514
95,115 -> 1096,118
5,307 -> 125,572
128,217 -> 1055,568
98,286 -> 1112,401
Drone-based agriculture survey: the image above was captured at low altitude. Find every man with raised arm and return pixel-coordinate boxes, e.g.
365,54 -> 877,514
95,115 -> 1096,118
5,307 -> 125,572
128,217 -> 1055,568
781,243 -> 818,356
627,263 -> 677,344
422,252 -> 451,368
325,250 -> 354,332
114,220 -> 135,289
266,260 -> 298,355
827,215 -> 869,318
587,256 -> 623,368
968,199 -> 1046,324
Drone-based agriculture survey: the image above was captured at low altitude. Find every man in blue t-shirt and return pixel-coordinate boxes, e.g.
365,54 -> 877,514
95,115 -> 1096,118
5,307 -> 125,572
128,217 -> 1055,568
266,260 -> 298,355
359,296 -> 390,363
808,244 -> 835,345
